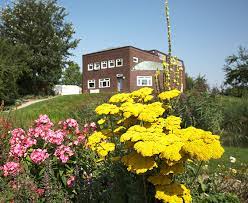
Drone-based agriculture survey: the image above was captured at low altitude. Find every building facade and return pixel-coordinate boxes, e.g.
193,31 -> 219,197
82,46 -> 185,93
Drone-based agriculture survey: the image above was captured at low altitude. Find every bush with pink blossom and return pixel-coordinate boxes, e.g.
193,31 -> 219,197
0,114 -> 97,202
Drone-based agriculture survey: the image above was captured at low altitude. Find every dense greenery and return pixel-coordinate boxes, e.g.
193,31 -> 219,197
0,0 -> 79,96
60,62 -> 82,86
223,46 -> 248,97
0,39 -> 30,105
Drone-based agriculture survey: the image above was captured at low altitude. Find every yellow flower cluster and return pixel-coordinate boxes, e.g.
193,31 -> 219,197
95,103 -> 119,115
87,131 -> 115,157
155,183 -> 191,203
88,87 -> 225,203
121,152 -> 157,174
158,89 -> 181,100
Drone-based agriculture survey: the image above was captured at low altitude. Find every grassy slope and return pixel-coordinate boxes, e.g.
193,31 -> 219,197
2,94 -> 110,129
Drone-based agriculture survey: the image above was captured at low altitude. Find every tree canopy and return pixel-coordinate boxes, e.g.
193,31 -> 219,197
61,62 -> 82,86
0,0 -> 79,95
223,46 -> 248,97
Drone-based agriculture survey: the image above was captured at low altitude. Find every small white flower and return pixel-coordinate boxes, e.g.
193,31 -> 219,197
230,156 -> 236,163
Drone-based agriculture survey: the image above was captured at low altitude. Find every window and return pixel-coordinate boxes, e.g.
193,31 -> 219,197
101,61 -> 108,69
116,58 -> 123,67
94,62 -> 100,70
88,80 -> 95,89
99,78 -> 110,88
137,76 -> 152,86
108,60 -> 115,68
133,57 -> 139,63
88,63 -> 93,71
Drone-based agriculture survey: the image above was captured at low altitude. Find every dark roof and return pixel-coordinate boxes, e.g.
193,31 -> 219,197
83,46 -> 166,57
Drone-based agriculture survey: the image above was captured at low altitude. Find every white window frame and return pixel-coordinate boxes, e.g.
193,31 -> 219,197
99,78 -> 110,88
88,80 -> 96,89
137,76 -> 152,87
101,61 -> 108,69
116,58 -> 123,67
88,63 -> 93,71
133,57 -> 139,63
108,60 -> 115,68
94,62 -> 100,70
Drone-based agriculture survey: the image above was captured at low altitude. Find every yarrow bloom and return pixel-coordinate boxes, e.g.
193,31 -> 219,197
0,162 -> 20,176
30,149 -> 49,164
54,145 -> 74,163
67,175 -> 76,187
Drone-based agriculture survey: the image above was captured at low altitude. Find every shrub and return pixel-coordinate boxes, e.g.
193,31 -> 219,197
87,87 -> 225,203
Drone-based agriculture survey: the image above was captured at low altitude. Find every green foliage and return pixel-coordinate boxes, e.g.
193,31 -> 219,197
61,62 -> 82,86
193,193 -> 240,203
0,38 -> 30,104
219,96 -> 248,146
192,74 -> 209,92
0,0 -> 79,95
185,73 -> 194,91
223,46 -> 248,97
3,93 -> 111,129
173,91 -> 223,133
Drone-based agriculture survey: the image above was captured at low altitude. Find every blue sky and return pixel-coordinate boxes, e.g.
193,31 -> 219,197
2,0 -> 248,86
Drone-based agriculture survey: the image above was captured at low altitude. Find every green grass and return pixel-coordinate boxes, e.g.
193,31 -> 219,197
209,146 -> 248,171
1,93 -> 111,129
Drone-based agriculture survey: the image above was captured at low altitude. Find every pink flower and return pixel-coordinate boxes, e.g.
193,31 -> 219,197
0,162 -> 20,177
9,143 -> 27,157
61,118 -> 79,131
47,130 -> 65,145
54,145 -> 74,163
90,122 -> 96,128
10,128 -> 26,145
35,115 -> 53,129
36,188 -> 45,197
67,175 -> 76,187
30,149 -> 49,165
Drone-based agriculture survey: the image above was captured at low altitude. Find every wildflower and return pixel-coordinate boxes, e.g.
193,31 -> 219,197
62,118 -> 78,130
35,114 -> 53,129
158,89 -> 181,100
98,119 -> 106,125
36,188 -> 45,197
95,103 -> 119,115
0,162 -> 20,177
30,149 -> 49,164
47,130 -> 65,145
67,175 -> 76,187
109,93 -> 133,103
54,145 -> 74,163
230,168 -> 237,174
230,156 -> 236,163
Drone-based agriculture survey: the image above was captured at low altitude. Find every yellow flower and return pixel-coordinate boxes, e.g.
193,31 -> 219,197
109,93 -> 133,103
95,103 -> 119,115
87,131 -> 107,149
164,116 -> 181,133
96,142 -> 115,157
148,175 -> 172,185
121,152 -> 158,174
155,183 -> 191,203
160,162 -> 184,175
97,119 -> 106,125
158,89 -> 181,100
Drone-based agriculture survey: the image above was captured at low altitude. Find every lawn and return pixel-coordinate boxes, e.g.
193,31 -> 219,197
1,93 -> 111,129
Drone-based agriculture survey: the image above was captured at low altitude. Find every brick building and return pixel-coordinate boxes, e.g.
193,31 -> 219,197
82,46 -> 185,93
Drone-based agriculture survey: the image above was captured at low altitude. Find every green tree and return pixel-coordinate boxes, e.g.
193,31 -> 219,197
185,73 -> 194,91
61,62 -> 82,86
193,74 -> 209,92
0,38 -> 30,104
223,46 -> 248,97
0,0 -> 79,95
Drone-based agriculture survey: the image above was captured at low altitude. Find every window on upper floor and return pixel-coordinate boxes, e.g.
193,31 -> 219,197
116,58 -> 123,67
88,63 -> 93,71
108,60 -> 115,68
99,78 -> 110,88
88,80 -> 95,89
94,62 -> 100,70
133,57 -> 139,63
101,61 -> 108,69
137,76 -> 152,87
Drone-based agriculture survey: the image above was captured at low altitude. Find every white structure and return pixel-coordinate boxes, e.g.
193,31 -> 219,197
54,85 -> 82,95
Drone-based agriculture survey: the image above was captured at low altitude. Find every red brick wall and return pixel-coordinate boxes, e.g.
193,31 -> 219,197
82,47 -> 131,93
